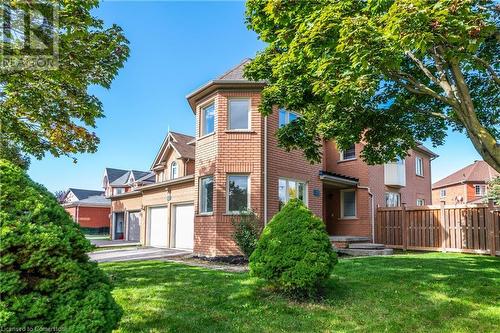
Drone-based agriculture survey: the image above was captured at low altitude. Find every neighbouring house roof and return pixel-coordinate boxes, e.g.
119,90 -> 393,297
107,169 -> 153,186
186,59 -> 266,111
151,131 -> 196,169
432,160 -> 499,189
68,188 -> 105,201
104,168 -> 129,183
63,188 -> 110,207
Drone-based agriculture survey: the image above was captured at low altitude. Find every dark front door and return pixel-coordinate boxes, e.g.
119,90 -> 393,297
114,212 -> 125,240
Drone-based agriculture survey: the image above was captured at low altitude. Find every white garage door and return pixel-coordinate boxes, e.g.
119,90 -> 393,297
149,206 -> 168,247
174,204 -> 194,250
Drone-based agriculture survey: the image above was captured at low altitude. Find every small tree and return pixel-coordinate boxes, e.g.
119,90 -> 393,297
487,177 -> 500,205
0,160 -> 122,332
231,210 -> 262,258
249,199 -> 337,297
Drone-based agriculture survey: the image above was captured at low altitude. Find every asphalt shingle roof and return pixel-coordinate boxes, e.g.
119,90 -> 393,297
432,160 -> 499,189
69,188 -> 105,200
170,132 -> 195,160
105,168 -> 129,183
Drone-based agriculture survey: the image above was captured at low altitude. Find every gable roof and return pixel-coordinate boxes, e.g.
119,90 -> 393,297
151,131 -> 195,169
68,188 -> 105,200
432,160 -> 499,189
104,168 -> 129,183
186,59 -> 266,112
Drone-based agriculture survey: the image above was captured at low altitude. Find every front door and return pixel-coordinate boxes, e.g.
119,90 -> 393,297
114,212 -> 125,240
127,211 -> 141,241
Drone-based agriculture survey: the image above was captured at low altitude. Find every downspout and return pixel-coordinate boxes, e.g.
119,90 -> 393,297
357,185 -> 375,243
75,205 -> 79,224
264,115 -> 268,225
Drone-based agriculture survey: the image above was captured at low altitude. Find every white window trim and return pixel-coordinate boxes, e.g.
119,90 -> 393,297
339,144 -> 356,161
199,175 -> 214,214
226,174 -> 250,214
199,100 -> 216,137
279,108 -> 300,127
340,189 -> 357,219
385,192 -> 401,208
474,184 -> 486,196
416,198 -> 425,206
170,161 -> 178,180
416,156 -> 424,176
279,177 -> 308,207
228,98 -> 251,131
440,189 -> 446,198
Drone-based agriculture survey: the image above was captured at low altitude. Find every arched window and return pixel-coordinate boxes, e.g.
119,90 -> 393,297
170,161 -> 178,179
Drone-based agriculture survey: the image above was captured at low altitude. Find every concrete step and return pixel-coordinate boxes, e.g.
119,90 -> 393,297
335,248 -> 394,256
349,243 -> 385,250
329,236 -> 370,243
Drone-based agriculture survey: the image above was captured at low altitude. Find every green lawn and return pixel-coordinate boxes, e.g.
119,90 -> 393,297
101,253 -> 500,333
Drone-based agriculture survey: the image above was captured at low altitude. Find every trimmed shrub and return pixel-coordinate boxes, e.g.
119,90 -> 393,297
0,160 -> 122,332
249,199 -> 337,297
231,210 -> 262,258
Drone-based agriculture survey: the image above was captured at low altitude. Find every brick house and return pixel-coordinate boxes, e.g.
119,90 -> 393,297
432,160 -> 499,204
109,59 -> 436,256
62,188 -> 111,234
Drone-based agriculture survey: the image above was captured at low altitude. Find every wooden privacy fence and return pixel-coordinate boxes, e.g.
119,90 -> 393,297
376,200 -> 500,256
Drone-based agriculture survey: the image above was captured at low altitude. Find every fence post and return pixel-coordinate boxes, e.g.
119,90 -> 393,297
487,199 -> 496,256
402,203 -> 407,251
440,201 -> 446,252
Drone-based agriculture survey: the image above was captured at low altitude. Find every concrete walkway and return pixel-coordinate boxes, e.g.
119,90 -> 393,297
89,247 -> 191,263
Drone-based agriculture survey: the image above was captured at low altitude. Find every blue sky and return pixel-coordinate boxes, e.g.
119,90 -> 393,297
28,1 -> 480,193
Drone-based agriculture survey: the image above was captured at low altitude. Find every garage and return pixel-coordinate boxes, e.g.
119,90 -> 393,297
127,211 -> 141,241
148,206 -> 168,247
173,204 -> 194,250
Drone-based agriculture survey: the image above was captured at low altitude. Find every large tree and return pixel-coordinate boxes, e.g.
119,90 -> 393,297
244,0 -> 500,171
0,0 -> 129,164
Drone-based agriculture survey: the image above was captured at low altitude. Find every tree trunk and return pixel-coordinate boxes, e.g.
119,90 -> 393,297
449,60 -> 500,173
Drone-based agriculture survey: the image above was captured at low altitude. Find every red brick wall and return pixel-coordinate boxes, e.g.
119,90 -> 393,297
65,206 -> 110,229
400,150 -> 433,206
432,182 -> 484,204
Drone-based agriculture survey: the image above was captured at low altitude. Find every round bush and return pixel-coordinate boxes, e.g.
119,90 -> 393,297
0,160 -> 122,332
249,199 -> 337,297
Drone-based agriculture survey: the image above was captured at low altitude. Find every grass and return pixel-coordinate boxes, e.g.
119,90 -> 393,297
101,253 -> 500,333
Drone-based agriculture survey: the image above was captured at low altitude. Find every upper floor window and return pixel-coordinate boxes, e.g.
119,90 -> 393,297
416,156 -> 424,176
385,192 -> 401,207
199,176 -> 213,214
416,198 -> 425,206
227,175 -> 249,213
278,178 -> 307,209
475,184 -> 486,196
341,189 -> 356,218
170,161 -> 178,179
440,189 -> 446,198
229,99 -> 250,130
201,103 -> 215,136
113,187 -> 125,195
340,144 -> 356,161
279,109 -> 299,127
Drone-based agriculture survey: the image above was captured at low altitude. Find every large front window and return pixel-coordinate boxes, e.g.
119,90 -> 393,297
385,192 -> 401,207
227,175 -> 249,213
341,190 -> 356,218
278,178 -> 307,209
199,176 -> 213,213
201,103 -> 215,136
228,99 -> 250,130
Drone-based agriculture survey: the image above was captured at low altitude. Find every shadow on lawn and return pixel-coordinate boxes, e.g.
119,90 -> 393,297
102,254 -> 500,333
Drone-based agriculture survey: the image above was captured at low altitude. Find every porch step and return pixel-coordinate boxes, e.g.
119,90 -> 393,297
329,236 -> 370,243
349,243 -> 385,250
335,248 -> 394,256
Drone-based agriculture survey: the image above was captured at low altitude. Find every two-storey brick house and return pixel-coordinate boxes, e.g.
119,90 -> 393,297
109,59 -> 436,256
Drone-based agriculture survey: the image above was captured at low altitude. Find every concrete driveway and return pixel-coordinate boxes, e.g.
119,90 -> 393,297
89,247 -> 191,263
90,239 -> 140,248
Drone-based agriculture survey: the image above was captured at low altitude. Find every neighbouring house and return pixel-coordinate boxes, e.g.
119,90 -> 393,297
103,168 -> 155,197
432,160 -> 499,205
109,59 -> 436,256
62,188 -> 111,234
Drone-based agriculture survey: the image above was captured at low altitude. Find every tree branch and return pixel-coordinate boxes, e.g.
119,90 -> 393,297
405,51 -> 440,86
473,55 -> 500,86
